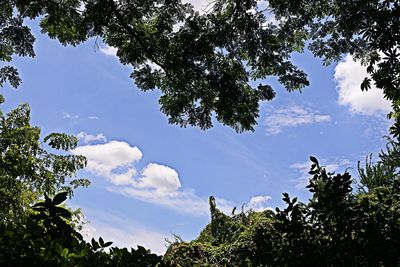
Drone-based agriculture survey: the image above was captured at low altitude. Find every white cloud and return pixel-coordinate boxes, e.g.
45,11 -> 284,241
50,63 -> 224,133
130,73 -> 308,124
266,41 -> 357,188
79,209 -> 171,255
99,45 -> 118,57
77,131 -> 107,144
63,112 -> 79,120
72,139 -> 213,215
109,163 -> 235,216
264,105 -> 331,135
88,116 -> 99,120
334,54 -> 392,116
72,141 -> 142,185
245,195 -> 272,212
73,137 -> 263,216
291,158 -> 352,189
136,163 -> 181,193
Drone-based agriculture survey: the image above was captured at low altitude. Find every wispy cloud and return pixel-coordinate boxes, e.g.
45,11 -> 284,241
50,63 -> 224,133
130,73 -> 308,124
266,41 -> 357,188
77,131 -> 107,144
334,54 -> 392,116
290,158 -> 352,190
264,105 -> 331,135
63,112 -> 79,120
72,137 -> 268,216
88,115 -> 99,120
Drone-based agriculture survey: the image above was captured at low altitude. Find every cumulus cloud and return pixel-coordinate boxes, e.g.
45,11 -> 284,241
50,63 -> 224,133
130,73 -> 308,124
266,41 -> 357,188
72,139 -> 215,215
136,163 -> 181,193
264,105 -> 331,135
73,137 -> 263,216
72,141 -> 142,185
334,54 -> 392,116
291,159 -> 352,189
245,195 -> 272,212
77,131 -> 107,144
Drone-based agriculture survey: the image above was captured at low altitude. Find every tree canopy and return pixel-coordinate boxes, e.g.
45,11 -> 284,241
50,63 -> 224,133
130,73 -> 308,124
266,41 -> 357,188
2,0 -> 399,132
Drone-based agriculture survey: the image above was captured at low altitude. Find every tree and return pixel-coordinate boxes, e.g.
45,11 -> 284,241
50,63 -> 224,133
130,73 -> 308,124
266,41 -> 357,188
4,0 -> 397,132
0,96 -> 89,223
0,97 -> 166,266
358,137 -> 400,191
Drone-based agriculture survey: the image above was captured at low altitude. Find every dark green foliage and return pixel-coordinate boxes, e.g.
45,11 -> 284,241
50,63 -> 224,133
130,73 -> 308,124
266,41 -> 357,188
359,138 -> 400,191
5,0 -> 398,132
165,156 -> 400,266
0,0 -> 35,88
0,192 -> 167,267
0,66 -> 21,88
0,99 -> 88,223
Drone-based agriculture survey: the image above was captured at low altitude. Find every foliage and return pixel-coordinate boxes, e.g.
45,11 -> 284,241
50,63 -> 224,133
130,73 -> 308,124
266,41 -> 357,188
2,0 -> 397,132
0,0 -> 35,88
1,1 -> 400,265
269,0 -> 400,135
0,192 -> 167,267
164,156 -> 400,266
0,97 -> 167,265
0,98 -> 89,223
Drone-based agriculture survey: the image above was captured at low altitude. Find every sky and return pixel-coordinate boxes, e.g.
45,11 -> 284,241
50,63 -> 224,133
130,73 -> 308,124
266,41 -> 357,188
1,0 -> 393,255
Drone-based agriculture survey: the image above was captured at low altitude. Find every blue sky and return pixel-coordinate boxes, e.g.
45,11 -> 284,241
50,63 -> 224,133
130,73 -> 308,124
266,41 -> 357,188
2,0 -> 392,254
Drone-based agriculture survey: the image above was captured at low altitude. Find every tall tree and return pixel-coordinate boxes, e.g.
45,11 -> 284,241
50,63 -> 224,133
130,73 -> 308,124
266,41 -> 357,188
0,96 -> 89,223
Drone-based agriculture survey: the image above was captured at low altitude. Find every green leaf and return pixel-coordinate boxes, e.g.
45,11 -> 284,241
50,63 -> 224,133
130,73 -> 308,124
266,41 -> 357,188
309,156 -> 318,165
91,238 -> 99,250
44,133 -> 78,150
52,192 -> 68,205
62,248 -> 69,257
99,237 -> 104,247
54,206 -> 72,219
103,241 -> 113,248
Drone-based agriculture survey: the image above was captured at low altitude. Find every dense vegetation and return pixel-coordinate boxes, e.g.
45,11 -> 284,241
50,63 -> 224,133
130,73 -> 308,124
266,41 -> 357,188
1,0 -> 399,266
165,153 -> 400,266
